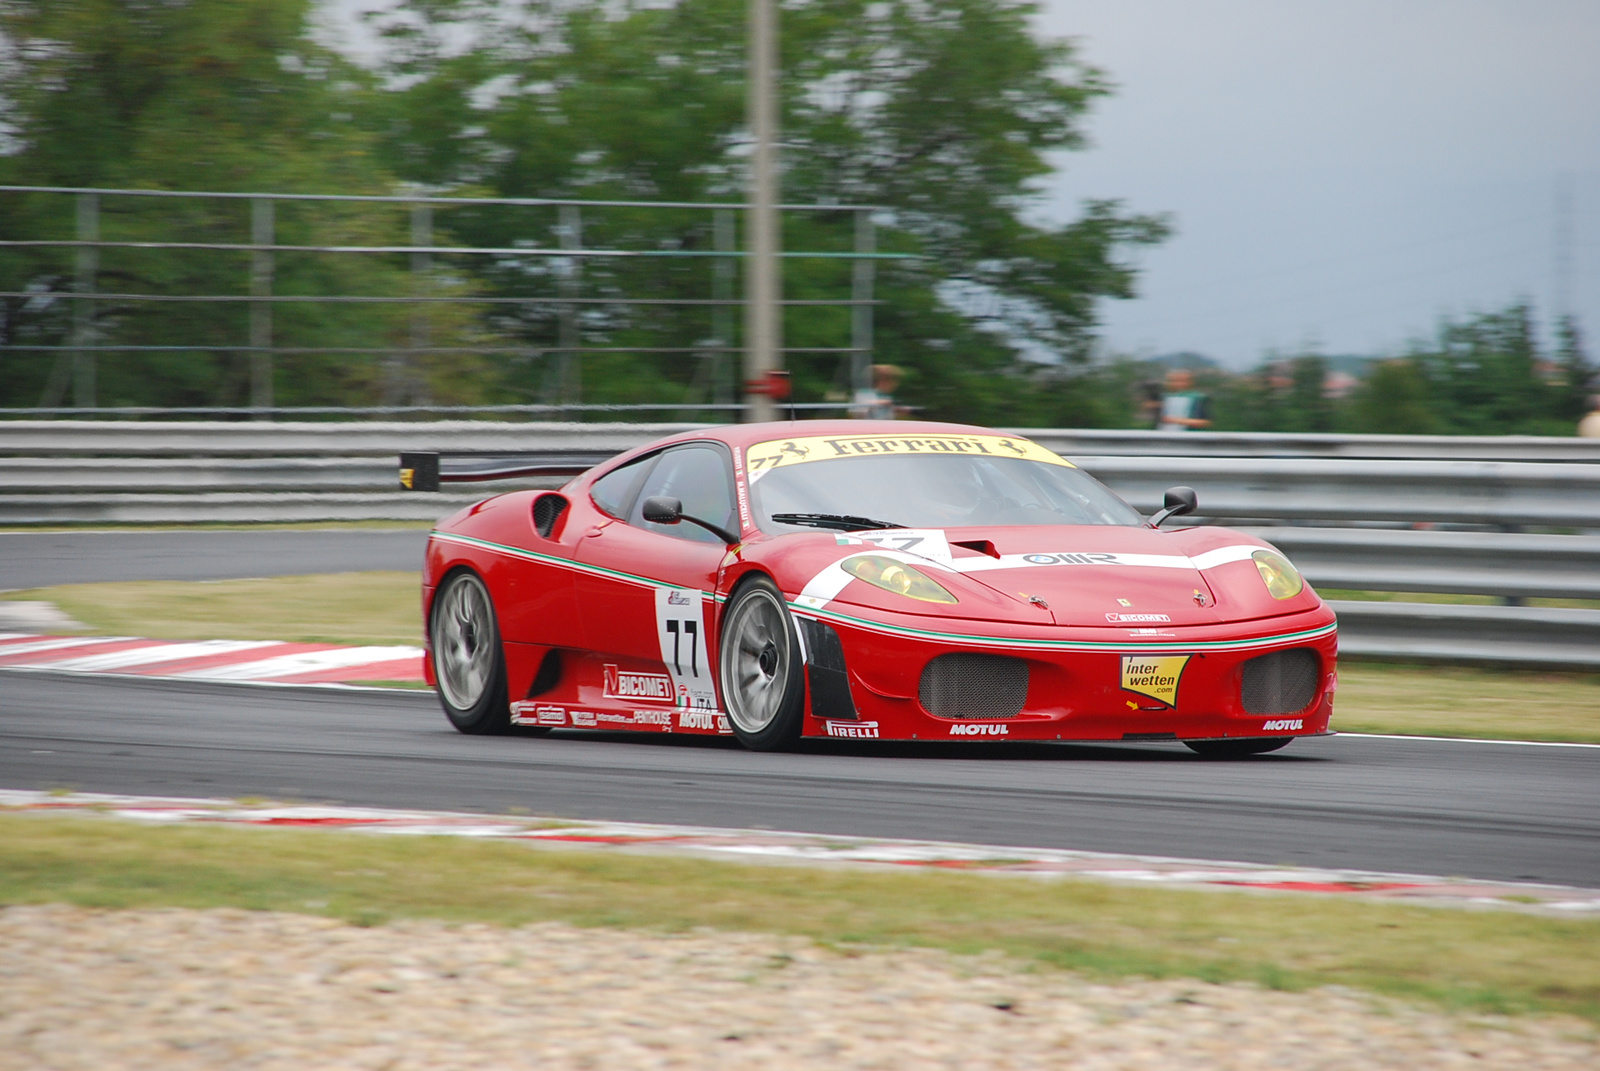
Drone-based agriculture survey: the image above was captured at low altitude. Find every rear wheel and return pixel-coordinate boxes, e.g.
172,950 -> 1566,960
1184,738 -> 1292,759
430,570 -> 510,735
718,576 -> 804,751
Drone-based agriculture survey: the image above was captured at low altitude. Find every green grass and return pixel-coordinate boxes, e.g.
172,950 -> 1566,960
7,571 -> 1600,741
1,812 -> 1597,1022
1332,662 -> 1600,743
0,572 -> 423,648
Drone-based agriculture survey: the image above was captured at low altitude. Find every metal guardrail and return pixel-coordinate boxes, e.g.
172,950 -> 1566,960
6,421 -> 1599,461
2,421 -> 1598,667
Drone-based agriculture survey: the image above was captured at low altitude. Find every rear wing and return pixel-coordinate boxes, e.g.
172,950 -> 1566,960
398,451 -> 615,492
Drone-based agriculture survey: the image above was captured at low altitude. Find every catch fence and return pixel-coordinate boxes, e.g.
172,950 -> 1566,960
0,185 -> 903,420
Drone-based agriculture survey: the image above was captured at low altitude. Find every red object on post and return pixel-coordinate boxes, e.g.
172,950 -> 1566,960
745,370 -> 791,400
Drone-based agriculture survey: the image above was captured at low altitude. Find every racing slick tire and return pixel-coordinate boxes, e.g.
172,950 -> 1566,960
1183,738 -> 1292,759
430,569 -> 512,735
718,575 -> 805,752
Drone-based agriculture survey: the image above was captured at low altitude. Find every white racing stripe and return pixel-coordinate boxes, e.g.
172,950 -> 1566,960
950,544 -> 1261,575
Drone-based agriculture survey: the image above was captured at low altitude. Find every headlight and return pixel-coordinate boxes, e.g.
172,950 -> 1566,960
1252,549 -> 1304,600
841,555 -> 958,604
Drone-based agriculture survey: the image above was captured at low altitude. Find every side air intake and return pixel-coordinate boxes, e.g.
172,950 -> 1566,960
1240,649 -> 1320,714
532,493 -> 569,538
918,654 -> 1028,719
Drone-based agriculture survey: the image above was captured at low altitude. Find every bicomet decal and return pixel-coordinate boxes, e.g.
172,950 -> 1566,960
1120,654 -> 1191,707
746,433 -> 1074,481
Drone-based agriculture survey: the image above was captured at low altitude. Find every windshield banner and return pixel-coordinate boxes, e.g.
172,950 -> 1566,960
746,433 -> 1074,481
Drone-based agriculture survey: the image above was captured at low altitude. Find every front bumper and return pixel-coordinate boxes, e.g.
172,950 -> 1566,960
795,602 -> 1338,742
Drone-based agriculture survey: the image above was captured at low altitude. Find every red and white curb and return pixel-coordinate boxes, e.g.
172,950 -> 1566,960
5,789 -> 1597,915
0,634 -> 423,686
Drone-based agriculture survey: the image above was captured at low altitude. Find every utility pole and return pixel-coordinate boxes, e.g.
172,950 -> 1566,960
744,0 -> 780,423
1553,172 -> 1574,325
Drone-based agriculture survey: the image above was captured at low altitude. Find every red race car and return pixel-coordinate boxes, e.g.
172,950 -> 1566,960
418,421 -> 1337,756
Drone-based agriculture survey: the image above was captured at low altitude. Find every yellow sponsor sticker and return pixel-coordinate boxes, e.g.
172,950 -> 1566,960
746,433 -> 1074,477
1119,654 -> 1191,708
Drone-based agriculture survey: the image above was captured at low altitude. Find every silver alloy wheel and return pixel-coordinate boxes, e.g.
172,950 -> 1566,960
720,585 -> 793,734
432,572 -> 497,711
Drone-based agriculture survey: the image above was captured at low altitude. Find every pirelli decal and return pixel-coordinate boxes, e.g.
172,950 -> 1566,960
1120,655 -> 1191,707
746,434 -> 1073,481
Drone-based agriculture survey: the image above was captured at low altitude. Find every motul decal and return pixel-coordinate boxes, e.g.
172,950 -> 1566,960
1263,718 -> 1304,731
678,709 -> 716,731
603,664 -> 674,703
825,720 -> 880,738
1120,654 -> 1192,707
948,723 -> 1009,736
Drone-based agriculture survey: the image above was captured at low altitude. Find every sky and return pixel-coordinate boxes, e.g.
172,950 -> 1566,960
1034,1 -> 1600,367
322,1 -> 1600,370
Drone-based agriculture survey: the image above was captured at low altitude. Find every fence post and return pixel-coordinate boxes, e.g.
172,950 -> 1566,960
410,199 -> 432,404
72,192 -> 99,409
713,208 -> 736,410
558,204 -> 582,412
851,208 -> 875,408
249,197 -> 274,417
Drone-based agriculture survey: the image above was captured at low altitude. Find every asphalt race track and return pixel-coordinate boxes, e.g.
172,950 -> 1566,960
0,529 -> 428,588
3,670 -> 1597,888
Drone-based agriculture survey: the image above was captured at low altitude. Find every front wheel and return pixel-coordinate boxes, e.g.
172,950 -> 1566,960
718,576 -> 805,751
1184,738 -> 1292,759
430,570 -> 511,735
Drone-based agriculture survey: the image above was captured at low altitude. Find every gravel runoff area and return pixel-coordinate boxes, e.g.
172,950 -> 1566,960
2,905 -> 1596,1070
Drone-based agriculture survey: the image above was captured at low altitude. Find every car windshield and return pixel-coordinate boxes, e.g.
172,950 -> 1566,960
746,434 -> 1143,532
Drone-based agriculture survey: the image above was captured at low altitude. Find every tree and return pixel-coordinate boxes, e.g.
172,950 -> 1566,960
0,0 -> 495,409
363,0 -> 1170,419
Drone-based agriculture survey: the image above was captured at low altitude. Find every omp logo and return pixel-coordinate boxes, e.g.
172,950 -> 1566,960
716,714 -> 732,734
603,664 -> 674,702
1263,718 -> 1304,731
536,705 -> 567,726
666,590 -> 693,606
1024,552 -> 1117,566
1105,613 -> 1171,624
949,723 -> 1009,736
678,710 -> 716,730
569,710 -> 597,728
632,710 -> 673,727
825,720 -> 880,739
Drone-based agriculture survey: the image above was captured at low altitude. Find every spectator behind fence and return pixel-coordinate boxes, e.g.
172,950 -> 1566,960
1159,368 -> 1212,431
1580,394 -> 1600,438
851,364 -> 904,420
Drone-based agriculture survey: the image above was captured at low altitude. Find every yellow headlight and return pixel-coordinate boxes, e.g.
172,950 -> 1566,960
1252,549 -> 1304,600
841,555 -> 959,604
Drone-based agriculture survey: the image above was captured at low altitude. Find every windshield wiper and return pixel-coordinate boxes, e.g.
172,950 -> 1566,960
769,512 -> 905,532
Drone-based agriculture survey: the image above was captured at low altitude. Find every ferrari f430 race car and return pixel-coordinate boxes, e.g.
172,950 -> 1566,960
419,421 -> 1336,756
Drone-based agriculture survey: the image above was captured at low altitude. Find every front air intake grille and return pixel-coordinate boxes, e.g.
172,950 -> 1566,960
1240,649 -> 1320,714
919,654 -> 1028,719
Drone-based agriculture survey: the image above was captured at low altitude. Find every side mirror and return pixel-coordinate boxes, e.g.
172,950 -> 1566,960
641,495 -> 683,524
1148,485 -> 1198,529
641,494 -> 742,546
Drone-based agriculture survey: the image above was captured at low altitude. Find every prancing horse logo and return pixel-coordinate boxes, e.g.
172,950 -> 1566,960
780,441 -> 810,459
998,439 -> 1028,456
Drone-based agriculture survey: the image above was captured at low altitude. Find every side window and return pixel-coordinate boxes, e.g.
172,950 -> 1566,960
627,445 -> 736,544
590,456 -> 654,520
